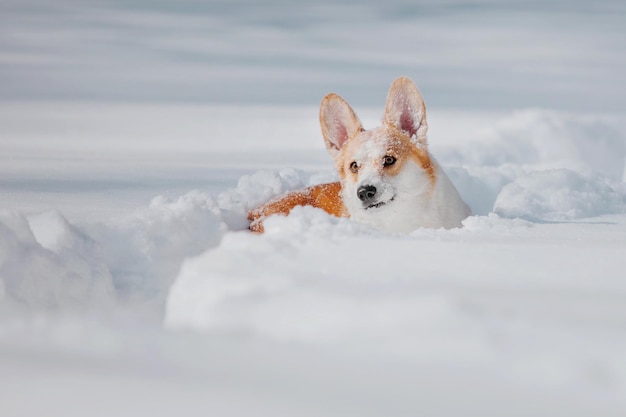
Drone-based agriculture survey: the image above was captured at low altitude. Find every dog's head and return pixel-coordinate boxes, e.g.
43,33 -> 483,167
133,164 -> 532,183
319,77 -> 435,218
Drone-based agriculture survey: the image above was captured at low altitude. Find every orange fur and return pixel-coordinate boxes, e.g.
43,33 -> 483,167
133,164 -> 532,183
248,182 -> 347,232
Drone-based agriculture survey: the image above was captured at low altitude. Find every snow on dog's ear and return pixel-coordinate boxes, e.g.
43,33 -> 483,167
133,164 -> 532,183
383,77 -> 428,147
320,93 -> 363,159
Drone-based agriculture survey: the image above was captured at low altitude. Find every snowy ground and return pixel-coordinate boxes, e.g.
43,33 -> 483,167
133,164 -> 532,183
2,1 -> 626,416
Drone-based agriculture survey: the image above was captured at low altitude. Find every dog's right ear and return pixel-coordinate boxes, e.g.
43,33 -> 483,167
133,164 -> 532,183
320,93 -> 363,159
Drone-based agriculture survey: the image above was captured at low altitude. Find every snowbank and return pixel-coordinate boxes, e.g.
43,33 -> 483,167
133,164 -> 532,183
0,211 -> 115,311
2,109 -> 625,313
2,107 -> 626,415
436,109 -> 626,218
163,108 -> 626,412
494,169 -> 626,221
1,192 -> 224,312
165,211 -> 626,413
0,169 -> 314,312
436,110 -> 626,179
2,0 -> 626,414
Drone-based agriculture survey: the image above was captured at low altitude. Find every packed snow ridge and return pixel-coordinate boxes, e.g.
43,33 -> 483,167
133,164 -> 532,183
0,109 -> 625,312
1,109 -> 626,415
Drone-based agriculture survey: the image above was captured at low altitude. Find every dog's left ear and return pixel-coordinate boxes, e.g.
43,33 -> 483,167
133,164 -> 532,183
383,77 -> 428,147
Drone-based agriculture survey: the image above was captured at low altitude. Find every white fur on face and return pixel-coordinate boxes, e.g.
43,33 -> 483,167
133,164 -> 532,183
340,131 -> 435,233
344,161 -> 433,233
348,135 -> 396,202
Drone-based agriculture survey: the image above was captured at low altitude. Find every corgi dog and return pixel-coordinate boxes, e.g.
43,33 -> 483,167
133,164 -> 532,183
248,76 -> 471,233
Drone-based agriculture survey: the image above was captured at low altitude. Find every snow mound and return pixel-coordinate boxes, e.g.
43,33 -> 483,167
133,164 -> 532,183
2,109 -> 626,315
438,109 -> 626,180
165,216 -> 483,349
2,106 -> 626,415
434,109 -> 626,218
0,211 -> 115,311
0,192 -> 224,312
494,169 -> 626,221
83,191 -> 224,309
165,211 -> 626,399
0,169 -> 318,313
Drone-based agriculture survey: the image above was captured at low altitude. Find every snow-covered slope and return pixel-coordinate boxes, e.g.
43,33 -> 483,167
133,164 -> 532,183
2,1 -> 626,416
1,105 -> 626,416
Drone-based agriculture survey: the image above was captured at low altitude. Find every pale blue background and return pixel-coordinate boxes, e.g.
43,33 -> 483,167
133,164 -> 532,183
1,0 -> 625,110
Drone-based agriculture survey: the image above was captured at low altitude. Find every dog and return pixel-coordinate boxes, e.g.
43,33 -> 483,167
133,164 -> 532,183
248,76 -> 471,233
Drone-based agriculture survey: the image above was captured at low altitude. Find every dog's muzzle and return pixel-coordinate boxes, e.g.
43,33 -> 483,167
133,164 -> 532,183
357,185 -> 377,204
358,185 -> 389,209
358,184 -> 395,209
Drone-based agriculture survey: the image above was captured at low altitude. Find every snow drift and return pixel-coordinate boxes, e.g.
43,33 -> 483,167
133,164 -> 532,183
1,107 -> 626,416
2,0 -> 626,415
1,109 -> 625,312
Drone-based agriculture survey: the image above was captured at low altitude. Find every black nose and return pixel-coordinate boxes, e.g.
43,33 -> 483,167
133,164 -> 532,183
357,185 -> 377,203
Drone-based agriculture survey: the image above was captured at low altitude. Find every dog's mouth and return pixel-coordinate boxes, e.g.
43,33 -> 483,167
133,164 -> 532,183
365,196 -> 395,210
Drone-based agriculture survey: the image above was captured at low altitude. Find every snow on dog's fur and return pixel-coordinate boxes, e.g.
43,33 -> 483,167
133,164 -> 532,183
248,77 -> 471,233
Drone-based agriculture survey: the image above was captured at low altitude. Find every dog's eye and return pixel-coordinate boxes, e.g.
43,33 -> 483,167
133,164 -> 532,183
349,161 -> 359,173
383,155 -> 397,166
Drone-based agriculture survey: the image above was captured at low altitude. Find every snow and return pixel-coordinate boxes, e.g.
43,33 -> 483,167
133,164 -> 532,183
494,169 -> 625,221
3,106 -> 626,416
2,1 -> 626,416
